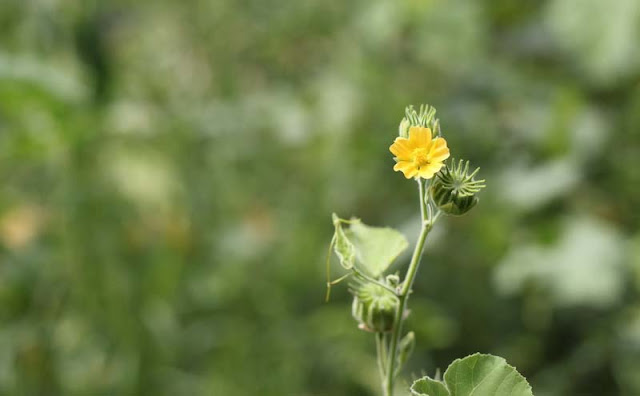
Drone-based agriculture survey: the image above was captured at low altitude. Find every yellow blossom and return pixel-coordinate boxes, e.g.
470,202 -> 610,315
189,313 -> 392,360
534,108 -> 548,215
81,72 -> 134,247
389,126 -> 450,179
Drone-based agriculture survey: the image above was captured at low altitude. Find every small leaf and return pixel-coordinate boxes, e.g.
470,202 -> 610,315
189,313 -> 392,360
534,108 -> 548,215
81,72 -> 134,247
344,220 -> 408,277
411,354 -> 533,396
411,377 -> 450,396
397,331 -> 415,371
333,223 -> 355,270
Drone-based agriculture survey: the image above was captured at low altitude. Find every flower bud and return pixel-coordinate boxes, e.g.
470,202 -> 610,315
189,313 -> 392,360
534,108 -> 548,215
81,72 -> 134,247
399,104 -> 440,137
385,274 -> 400,288
351,282 -> 399,333
429,159 -> 486,216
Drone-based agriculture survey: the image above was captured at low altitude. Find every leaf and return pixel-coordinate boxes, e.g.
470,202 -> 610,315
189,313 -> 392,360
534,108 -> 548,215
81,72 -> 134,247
344,220 -> 408,277
397,331 -> 415,371
493,216 -> 624,308
411,377 -> 450,396
410,354 -> 533,396
333,222 -> 355,270
444,354 -> 532,396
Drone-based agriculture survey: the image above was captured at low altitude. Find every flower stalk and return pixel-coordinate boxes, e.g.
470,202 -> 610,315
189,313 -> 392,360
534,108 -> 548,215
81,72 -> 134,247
383,178 -> 438,396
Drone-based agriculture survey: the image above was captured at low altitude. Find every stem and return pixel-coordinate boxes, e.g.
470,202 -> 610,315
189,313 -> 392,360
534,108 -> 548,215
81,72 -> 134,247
352,267 -> 398,295
418,178 -> 427,223
383,178 -> 435,396
375,333 -> 387,386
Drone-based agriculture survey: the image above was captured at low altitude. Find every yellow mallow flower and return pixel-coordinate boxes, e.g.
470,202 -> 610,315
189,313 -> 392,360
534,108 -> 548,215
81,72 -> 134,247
389,126 -> 450,179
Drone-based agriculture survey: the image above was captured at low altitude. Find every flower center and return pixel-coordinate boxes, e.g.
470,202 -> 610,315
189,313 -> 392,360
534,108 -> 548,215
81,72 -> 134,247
412,148 -> 430,168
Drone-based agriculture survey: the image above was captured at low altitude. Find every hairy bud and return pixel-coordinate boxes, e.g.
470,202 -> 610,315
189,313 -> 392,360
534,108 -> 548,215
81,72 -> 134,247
430,159 -> 486,216
398,104 -> 440,137
351,282 -> 399,333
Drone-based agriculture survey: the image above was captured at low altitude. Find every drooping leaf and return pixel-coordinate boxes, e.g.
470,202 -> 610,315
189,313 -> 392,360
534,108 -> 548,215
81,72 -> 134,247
344,220 -> 408,277
410,354 -> 533,396
333,221 -> 355,270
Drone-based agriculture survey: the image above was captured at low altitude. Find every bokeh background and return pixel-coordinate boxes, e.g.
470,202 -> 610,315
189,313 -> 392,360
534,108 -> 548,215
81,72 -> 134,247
1,0 -> 640,395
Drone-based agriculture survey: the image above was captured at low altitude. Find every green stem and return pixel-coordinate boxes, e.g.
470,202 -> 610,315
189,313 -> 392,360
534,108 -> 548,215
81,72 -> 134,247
383,178 -> 435,396
352,267 -> 398,295
375,333 -> 387,385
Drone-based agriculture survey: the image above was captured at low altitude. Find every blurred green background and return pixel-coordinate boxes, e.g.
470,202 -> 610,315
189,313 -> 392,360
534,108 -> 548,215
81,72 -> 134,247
1,0 -> 640,395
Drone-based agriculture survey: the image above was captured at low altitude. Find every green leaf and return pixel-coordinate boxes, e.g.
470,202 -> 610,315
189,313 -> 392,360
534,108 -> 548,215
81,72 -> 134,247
411,377 -> 450,396
410,354 -> 533,396
397,331 -> 415,371
333,222 -> 355,270
444,354 -> 533,396
344,220 -> 408,277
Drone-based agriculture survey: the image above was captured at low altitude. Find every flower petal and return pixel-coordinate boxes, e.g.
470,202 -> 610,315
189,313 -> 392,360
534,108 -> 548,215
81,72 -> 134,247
428,137 -> 450,162
389,137 -> 414,160
408,126 -> 432,149
394,161 -> 418,179
417,162 -> 444,179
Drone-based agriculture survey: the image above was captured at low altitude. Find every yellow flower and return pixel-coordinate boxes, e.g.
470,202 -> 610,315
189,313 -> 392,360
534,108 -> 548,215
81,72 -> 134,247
389,126 -> 450,179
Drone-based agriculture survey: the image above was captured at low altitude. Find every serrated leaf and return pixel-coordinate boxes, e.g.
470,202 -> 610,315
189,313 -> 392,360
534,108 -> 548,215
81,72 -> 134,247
344,220 -> 408,277
411,377 -> 450,396
333,223 -> 355,270
411,354 -> 533,396
443,354 -> 532,396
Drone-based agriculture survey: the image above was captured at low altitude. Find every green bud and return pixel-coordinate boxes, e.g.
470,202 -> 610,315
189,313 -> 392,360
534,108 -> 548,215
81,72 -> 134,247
385,274 -> 400,288
351,282 -> 399,333
430,159 -> 486,216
